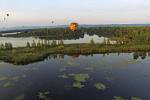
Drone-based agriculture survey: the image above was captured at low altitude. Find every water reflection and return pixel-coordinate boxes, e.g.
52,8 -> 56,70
45,52 -> 149,61
0,53 -> 149,99
0,34 -> 115,47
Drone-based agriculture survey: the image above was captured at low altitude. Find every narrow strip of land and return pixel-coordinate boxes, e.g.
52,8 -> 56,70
1,43 -> 150,65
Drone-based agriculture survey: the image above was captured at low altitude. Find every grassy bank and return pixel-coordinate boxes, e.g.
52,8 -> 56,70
1,43 -> 150,65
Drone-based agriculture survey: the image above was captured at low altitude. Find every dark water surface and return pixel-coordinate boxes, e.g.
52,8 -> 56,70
0,53 -> 149,100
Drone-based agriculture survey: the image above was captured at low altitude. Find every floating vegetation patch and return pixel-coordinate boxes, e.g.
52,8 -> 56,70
0,75 -> 8,81
59,68 -> 66,72
14,94 -> 25,100
10,74 -> 27,81
113,96 -> 126,100
131,97 -> 142,100
3,82 -> 14,88
58,74 -> 68,79
72,74 -> 90,82
38,91 -> 51,100
67,61 -> 80,67
84,67 -> 94,71
21,67 -> 38,71
70,73 -> 90,88
0,74 -> 27,88
116,60 -> 141,67
11,76 -> 20,81
94,83 -> 107,90
73,82 -> 84,88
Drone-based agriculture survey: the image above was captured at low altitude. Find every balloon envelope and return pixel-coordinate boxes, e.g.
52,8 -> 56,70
69,23 -> 79,31
6,14 -> 9,16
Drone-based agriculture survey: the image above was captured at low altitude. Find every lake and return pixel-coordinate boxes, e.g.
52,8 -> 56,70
0,53 -> 149,100
0,34 -> 115,47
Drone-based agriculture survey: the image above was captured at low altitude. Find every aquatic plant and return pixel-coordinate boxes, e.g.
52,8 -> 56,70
38,91 -> 51,100
59,68 -> 66,72
58,74 -> 68,79
94,83 -> 107,90
0,75 -> 8,81
67,61 -> 80,67
113,96 -> 126,100
14,94 -> 25,100
3,82 -> 14,88
131,97 -> 142,100
73,82 -> 84,88
73,74 -> 90,82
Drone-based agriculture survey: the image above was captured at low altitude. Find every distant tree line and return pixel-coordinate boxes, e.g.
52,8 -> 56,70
0,42 -> 13,50
4,26 -> 150,40
26,40 -> 64,49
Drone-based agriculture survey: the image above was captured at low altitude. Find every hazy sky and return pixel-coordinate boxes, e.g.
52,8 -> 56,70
0,0 -> 150,27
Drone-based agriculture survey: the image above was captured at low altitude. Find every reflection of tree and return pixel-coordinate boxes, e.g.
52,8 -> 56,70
133,52 -> 147,60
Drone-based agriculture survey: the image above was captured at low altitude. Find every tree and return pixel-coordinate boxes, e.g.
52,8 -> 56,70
32,40 -> 36,48
59,40 -> 64,46
90,39 -> 95,45
0,43 -> 5,49
26,42 -> 31,48
51,40 -> 57,47
4,42 -> 12,49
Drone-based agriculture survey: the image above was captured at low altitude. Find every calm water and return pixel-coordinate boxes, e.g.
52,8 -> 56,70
0,34 -> 115,47
0,53 -> 149,100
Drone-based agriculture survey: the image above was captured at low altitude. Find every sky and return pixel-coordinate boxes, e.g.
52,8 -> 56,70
0,0 -> 150,27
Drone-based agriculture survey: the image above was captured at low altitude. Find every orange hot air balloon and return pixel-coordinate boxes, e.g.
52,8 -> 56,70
69,23 -> 79,31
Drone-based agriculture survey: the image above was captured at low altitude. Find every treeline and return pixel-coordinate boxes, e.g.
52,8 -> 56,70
26,40 -> 64,49
111,27 -> 150,44
0,42 -> 13,50
4,26 -> 150,40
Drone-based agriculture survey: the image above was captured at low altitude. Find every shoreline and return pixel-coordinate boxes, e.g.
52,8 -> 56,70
0,43 -> 150,65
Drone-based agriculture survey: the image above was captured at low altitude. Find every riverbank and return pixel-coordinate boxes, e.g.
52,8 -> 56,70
0,43 -> 150,65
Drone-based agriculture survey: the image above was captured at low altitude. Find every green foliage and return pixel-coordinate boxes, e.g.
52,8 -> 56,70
72,74 -> 90,82
59,74 -> 68,79
3,82 -> 14,88
113,96 -> 126,100
131,97 -> 142,100
0,42 -> 13,50
94,83 -> 107,90
73,82 -> 84,88
90,39 -> 95,45
0,43 -> 150,65
26,42 -> 30,48
38,91 -> 51,100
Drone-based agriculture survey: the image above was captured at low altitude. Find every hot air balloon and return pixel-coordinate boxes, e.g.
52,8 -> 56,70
4,17 -> 6,21
6,13 -> 9,17
69,22 -> 79,31
52,21 -> 54,24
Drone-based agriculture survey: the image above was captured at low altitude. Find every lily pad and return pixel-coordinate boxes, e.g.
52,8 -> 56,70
3,82 -> 14,88
131,97 -> 142,100
113,96 -> 126,100
94,83 -> 107,90
59,74 -> 68,79
73,74 -> 90,82
73,82 -> 84,88
38,91 -> 51,100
